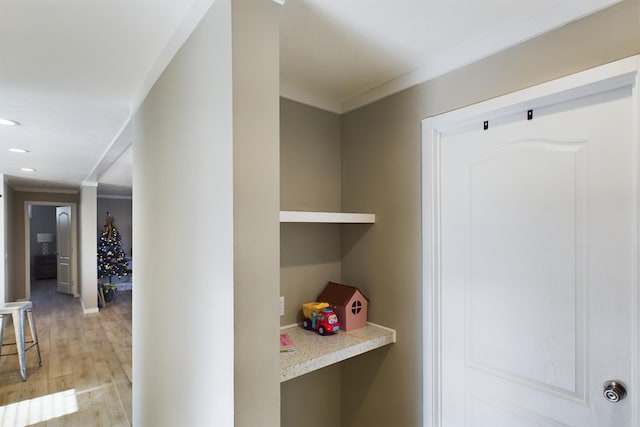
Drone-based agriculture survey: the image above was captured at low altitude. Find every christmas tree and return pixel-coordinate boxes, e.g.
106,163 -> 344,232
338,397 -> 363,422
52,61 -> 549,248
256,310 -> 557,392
97,212 -> 129,282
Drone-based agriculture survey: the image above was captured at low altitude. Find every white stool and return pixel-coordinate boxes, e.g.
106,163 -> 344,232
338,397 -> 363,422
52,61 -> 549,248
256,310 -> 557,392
0,301 -> 42,381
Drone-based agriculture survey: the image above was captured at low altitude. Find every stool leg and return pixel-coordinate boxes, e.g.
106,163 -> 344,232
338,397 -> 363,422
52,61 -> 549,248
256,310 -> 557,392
0,314 -> 5,356
26,309 -> 42,367
13,311 -> 27,381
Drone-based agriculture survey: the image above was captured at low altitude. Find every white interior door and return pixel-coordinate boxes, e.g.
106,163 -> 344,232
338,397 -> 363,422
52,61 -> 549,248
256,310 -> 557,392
56,206 -> 73,295
423,58 -> 639,427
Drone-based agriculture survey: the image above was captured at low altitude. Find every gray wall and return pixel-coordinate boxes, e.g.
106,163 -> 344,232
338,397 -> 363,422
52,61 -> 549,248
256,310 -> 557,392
97,198 -> 132,256
339,1 -> 640,426
30,205 -> 56,262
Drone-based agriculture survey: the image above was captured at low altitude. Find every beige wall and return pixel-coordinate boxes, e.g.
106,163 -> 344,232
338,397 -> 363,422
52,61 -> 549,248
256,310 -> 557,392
232,1 -> 281,426
282,365 -> 342,427
280,99 -> 343,425
339,1 -> 640,426
280,98 -> 343,325
280,98 -> 342,212
79,184 -> 97,312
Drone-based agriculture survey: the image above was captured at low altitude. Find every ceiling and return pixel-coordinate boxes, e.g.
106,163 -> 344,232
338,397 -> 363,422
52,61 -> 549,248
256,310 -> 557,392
0,0 -> 621,197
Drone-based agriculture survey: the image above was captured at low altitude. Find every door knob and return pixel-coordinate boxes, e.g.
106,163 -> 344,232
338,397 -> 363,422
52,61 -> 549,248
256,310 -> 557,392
603,380 -> 627,403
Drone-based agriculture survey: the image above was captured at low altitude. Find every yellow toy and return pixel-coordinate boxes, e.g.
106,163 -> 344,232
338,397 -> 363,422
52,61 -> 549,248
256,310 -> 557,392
301,302 -> 340,335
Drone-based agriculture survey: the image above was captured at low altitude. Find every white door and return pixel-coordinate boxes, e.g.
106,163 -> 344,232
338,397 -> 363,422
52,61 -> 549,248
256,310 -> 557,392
423,59 -> 638,427
56,206 -> 73,295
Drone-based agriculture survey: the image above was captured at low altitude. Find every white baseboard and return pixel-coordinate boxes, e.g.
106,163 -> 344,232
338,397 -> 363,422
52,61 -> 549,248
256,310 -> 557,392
81,300 -> 100,314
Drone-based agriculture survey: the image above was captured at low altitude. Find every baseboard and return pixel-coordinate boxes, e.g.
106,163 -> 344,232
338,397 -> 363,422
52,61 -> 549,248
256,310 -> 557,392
81,299 -> 100,314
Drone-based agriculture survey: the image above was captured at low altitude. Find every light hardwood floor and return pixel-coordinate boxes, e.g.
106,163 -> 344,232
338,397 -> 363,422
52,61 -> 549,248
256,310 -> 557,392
0,280 -> 132,427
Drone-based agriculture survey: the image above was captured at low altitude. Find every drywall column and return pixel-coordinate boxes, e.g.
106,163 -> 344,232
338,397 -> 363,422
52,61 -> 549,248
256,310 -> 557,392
79,183 -> 98,313
0,174 -> 5,303
132,1 -> 234,426
232,1 -> 281,426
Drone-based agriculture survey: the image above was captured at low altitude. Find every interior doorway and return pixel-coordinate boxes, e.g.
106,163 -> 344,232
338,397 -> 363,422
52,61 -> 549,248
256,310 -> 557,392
24,201 -> 79,300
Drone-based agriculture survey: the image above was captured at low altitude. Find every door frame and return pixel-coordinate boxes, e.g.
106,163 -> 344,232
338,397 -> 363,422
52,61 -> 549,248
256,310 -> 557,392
421,55 -> 640,426
24,201 -> 79,299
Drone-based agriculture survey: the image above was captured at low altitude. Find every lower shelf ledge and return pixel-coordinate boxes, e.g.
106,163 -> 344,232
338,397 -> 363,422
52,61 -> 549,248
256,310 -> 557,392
280,322 -> 396,382
279,211 -> 375,223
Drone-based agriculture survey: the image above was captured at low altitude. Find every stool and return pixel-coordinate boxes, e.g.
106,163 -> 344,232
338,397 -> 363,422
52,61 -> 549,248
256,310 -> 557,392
0,301 -> 42,381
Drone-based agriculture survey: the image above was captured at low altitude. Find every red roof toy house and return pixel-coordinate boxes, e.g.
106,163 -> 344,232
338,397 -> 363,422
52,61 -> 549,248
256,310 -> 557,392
317,281 -> 369,331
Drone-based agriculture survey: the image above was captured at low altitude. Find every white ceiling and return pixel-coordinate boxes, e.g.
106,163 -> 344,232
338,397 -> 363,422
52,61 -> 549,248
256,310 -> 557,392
0,0 -> 621,197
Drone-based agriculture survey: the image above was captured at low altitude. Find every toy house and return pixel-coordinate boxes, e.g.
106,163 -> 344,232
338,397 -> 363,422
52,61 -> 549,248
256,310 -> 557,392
317,281 -> 369,331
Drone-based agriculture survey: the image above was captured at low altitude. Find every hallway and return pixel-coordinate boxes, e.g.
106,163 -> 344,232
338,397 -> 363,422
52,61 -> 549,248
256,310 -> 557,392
0,280 -> 132,426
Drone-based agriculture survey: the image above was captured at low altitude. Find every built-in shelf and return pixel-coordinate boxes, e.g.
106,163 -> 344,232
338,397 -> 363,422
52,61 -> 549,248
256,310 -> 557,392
280,322 -> 396,382
280,211 -> 375,223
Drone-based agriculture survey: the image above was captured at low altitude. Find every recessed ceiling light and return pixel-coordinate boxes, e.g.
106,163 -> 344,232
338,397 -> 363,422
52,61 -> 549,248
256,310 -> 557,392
0,118 -> 20,126
9,148 -> 29,153
20,167 -> 35,172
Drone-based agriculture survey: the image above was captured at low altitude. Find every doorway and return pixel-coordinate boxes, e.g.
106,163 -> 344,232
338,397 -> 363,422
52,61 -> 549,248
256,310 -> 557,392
24,201 -> 78,300
422,57 -> 639,426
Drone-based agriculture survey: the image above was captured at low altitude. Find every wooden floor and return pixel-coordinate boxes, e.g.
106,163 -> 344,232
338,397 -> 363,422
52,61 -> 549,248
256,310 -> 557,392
0,280 -> 132,427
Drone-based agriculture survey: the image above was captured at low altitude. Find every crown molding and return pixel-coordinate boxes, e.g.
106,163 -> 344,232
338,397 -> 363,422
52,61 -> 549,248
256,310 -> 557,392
11,186 -> 79,194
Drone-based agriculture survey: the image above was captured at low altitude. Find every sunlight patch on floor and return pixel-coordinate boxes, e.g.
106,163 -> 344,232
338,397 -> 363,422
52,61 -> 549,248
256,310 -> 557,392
0,388 -> 78,427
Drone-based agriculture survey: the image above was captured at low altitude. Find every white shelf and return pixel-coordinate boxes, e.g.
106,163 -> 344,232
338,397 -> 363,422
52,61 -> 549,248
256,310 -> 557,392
280,211 -> 375,223
280,322 -> 396,382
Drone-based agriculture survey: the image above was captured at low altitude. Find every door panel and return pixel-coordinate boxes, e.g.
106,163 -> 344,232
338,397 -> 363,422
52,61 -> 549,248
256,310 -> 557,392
56,206 -> 73,295
465,141 -> 584,397
438,88 -> 634,426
